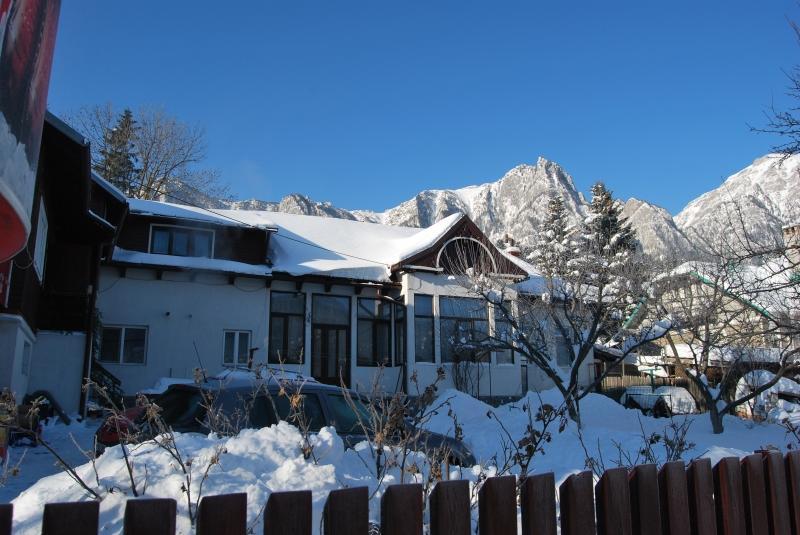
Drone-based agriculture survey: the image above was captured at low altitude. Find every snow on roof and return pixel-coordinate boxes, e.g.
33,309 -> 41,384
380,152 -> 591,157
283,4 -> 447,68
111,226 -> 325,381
112,247 -> 272,277
90,172 -> 127,203
125,199 -> 468,282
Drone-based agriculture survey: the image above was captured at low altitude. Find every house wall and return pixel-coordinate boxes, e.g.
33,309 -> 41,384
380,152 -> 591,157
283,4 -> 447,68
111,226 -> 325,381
95,266 -> 269,394
0,314 -> 35,402
27,331 -> 85,414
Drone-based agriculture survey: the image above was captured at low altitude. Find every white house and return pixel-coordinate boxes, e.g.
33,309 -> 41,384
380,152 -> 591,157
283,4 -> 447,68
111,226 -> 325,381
95,199 -> 595,399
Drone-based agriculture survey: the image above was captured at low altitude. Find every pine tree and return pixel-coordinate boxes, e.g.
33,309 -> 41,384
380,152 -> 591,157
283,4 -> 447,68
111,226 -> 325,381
94,109 -> 138,196
585,182 -> 637,257
532,194 -> 572,278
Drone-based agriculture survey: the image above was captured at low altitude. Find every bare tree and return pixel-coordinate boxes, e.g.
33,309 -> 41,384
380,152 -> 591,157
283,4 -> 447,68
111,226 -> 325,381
67,104 -> 229,202
655,204 -> 800,433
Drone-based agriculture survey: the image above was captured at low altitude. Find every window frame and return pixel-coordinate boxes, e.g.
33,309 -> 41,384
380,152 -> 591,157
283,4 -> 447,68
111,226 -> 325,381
268,291 -> 306,364
356,297 -> 392,367
439,296 -> 490,364
223,329 -> 252,366
413,294 -> 436,364
148,224 -> 215,258
311,294 -> 352,384
98,325 -> 148,365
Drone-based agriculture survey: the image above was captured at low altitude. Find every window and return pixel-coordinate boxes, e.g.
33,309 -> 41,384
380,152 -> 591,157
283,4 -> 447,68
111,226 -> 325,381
223,330 -> 251,365
494,305 -> 514,365
150,225 -> 214,258
33,199 -> 48,280
273,392 -> 327,432
99,326 -> 147,364
414,295 -> 435,363
554,335 -> 572,369
395,304 -> 406,366
357,298 -> 391,366
440,297 -> 489,363
311,295 -> 351,384
269,292 -> 305,364
326,393 -> 372,434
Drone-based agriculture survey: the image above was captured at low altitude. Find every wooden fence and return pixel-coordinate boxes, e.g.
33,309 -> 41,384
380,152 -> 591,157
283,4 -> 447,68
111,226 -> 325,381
3,450 -> 800,534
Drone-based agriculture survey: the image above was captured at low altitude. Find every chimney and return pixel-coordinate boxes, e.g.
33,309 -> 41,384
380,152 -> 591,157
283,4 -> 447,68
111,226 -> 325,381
503,234 -> 521,257
784,223 -> 800,268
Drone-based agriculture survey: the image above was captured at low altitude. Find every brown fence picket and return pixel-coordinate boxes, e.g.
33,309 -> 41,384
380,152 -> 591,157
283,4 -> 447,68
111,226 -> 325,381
786,451 -> 800,534
479,476 -> 517,535
521,473 -> 557,535
686,458 -> 717,535
629,464 -> 662,535
123,498 -> 177,535
595,467 -> 632,535
657,461 -> 690,535
560,471 -> 596,535
430,479 -> 470,535
762,451 -> 791,535
323,486 -> 368,535
741,454 -> 769,535
264,490 -> 312,535
381,483 -> 422,535
196,493 -> 247,535
714,457 -> 747,535
42,501 -> 99,535
0,504 -> 11,535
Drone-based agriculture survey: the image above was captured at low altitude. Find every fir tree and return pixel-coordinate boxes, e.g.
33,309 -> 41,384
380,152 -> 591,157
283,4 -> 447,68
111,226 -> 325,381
532,194 -> 572,278
94,109 -> 138,196
585,182 -> 637,257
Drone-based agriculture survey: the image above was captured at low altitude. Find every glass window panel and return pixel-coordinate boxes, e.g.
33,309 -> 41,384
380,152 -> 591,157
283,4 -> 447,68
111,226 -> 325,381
193,232 -> 212,258
237,332 -> 250,364
269,316 -> 285,362
286,316 -> 304,363
122,328 -> 146,364
272,292 -> 305,314
99,327 -> 122,363
440,297 -> 486,319
495,320 -> 514,364
172,230 -> 190,256
414,317 -> 435,362
326,393 -> 371,434
357,319 -> 374,366
376,322 -> 390,363
395,305 -> 406,366
414,294 -> 433,317
224,331 -> 236,364
358,299 -> 377,319
312,295 -> 350,325
555,336 -> 572,368
151,228 -> 170,254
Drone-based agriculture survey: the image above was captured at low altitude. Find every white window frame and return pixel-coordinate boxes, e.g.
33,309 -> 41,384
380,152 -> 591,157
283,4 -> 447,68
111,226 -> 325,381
223,330 -> 252,366
148,224 -> 216,258
33,198 -> 48,280
99,325 -> 148,365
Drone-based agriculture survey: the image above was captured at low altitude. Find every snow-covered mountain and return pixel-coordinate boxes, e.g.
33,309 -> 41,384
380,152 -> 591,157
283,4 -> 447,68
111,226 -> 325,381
674,154 -> 800,245
205,153 -> 799,261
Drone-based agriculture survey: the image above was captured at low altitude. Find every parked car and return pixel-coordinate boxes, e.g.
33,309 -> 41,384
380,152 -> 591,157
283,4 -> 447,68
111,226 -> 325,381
95,369 -> 476,466
620,385 -> 699,417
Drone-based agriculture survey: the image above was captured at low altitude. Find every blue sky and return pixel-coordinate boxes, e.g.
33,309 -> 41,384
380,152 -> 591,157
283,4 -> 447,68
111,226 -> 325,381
48,1 -> 797,215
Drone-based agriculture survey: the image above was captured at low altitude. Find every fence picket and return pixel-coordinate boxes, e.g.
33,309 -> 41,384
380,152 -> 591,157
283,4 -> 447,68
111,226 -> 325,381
762,451 -> 791,535
657,461 -> 690,535
686,458 -> 717,535
521,473 -> 557,535
42,501 -> 99,535
714,457 -> 747,535
196,493 -> 247,535
123,498 -> 176,535
264,490 -> 312,535
381,484 -> 422,535
323,486 -> 368,535
430,479 -> 470,535
595,467 -> 632,535
629,464 -> 662,535
479,476 -> 517,535
786,451 -> 800,534
560,471 -> 596,535
0,504 -> 10,535
741,454 -> 769,535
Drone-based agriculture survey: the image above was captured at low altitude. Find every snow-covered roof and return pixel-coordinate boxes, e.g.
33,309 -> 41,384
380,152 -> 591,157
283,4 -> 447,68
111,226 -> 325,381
124,200 -> 470,282
91,172 -> 127,203
112,247 -> 272,277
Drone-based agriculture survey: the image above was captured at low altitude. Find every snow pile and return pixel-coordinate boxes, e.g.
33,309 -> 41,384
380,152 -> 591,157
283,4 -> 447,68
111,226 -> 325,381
735,371 -> 800,420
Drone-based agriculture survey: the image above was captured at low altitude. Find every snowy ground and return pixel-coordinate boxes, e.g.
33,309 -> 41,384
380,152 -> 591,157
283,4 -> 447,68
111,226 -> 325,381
2,389 -> 795,534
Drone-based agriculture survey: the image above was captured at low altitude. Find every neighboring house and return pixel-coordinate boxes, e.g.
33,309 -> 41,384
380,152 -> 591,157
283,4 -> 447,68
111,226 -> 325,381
0,113 -> 127,414
95,200 -> 596,398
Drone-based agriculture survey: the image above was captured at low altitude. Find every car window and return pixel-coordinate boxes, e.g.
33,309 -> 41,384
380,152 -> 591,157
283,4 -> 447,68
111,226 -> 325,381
249,396 -> 279,428
273,392 -> 327,432
325,393 -> 372,434
158,387 -> 206,427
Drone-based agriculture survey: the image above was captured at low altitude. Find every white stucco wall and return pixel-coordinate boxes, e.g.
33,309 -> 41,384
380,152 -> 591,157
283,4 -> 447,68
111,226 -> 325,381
27,331 -> 86,414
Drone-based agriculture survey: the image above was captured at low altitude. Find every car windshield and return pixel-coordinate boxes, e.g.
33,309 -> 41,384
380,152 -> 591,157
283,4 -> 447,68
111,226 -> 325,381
326,393 -> 372,434
157,387 -> 207,427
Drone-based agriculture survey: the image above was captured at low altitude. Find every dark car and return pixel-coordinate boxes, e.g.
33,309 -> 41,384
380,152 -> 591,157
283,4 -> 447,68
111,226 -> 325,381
95,369 -> 476,466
